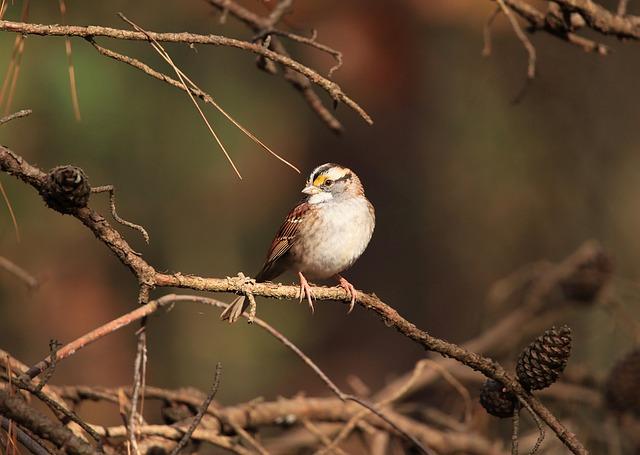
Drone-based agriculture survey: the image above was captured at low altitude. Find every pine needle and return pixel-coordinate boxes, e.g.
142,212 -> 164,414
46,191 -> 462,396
118,13 -> 300,177
118,14 -> 242,179
0,0 -> 29,115
0,179 -> 20,243
58,0 -> 81,121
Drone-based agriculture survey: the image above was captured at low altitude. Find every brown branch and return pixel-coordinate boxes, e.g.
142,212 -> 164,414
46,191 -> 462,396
0,349 -> 97,445
0,19 -> 371,125
498,0 -> 609,54
497,0 -> 536,79
0,145 -> 587,454
0,108 -> 31,125
94,424 -> 251,455
553,0 -> 640,38
91,185 -> 149,243
205,0 -> 344,133
61,391 -> 505,455
24,294 -> 430,454
254,29 -> 344,78
169,363 -> 221,455
374,240 -> 606,402
0,416 -> 51,455
0,390 -> 96,455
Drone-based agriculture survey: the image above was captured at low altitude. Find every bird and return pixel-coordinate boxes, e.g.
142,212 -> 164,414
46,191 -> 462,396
221,163 -> 375,323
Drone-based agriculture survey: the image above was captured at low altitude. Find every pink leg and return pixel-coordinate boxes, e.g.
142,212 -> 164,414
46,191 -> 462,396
336,275 -> 357,314
298,272 -> 315,313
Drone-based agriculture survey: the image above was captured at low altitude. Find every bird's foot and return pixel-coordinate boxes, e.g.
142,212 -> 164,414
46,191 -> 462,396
298,272 -> 315,313
336,275 -> 357,314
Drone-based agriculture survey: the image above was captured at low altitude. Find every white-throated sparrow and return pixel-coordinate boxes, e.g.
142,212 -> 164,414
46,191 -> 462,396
221,163 -> 375,322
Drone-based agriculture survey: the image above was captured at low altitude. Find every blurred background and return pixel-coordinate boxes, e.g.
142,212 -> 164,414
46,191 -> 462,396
0,0 -> 639,431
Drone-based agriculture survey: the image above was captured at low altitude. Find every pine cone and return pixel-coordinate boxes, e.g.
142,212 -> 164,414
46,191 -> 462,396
480,379 -> 516,418
605,348 -> 640,416
516,325 -> 572,391
41,165 -> 90,213
560,250 -> 612,303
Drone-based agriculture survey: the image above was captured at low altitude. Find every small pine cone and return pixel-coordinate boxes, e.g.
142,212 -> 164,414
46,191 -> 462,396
41,165 -> 91,213
516,325 -> 572,391
480,379 -> 516,418
605,348 -> 640,416
561,249 -> 613,303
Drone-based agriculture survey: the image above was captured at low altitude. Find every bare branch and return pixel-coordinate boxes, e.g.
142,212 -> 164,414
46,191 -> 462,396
0,390 -> 97,455
0,145 -> 588,455
205,0 -> 345,133
169,363 -> 222,455
497,0 -> 536,79
0,19 -> 372,125
92,185 -> 149,244
0,417 -> 51,455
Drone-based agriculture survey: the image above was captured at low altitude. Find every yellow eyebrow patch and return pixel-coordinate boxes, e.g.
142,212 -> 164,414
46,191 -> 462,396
313,174 -> 328,187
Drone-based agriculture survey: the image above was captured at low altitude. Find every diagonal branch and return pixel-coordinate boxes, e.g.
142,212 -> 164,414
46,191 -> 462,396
0,144 -> 587,455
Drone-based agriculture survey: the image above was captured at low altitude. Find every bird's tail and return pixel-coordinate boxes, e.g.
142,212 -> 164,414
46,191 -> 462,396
220,295 -> 248,323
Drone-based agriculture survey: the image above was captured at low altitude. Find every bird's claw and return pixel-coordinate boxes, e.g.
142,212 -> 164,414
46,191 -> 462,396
298,272 -> 315,313
337,275 -> 357,314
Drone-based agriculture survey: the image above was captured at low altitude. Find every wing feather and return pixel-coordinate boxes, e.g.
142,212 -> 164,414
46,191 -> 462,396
255,202 -> 309,281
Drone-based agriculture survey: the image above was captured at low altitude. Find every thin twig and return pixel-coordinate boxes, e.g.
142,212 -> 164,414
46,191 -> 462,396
22,294 -> 428,454
255,29 -> 343,77
0,109 -> 31,126
0,19 -> 372,124
518,397 -> 544,455
33,340 -> 61,393
91,185 -> 149,243
205,0 -> 344,133
0,256 -> 37,289
496,0 -> 536,79
300,419 -> 348,455
10,375 -> 104,447
169,363 -> 222,455
482,6 -> 501,57
511,402 -> 520,455
128,329 -> 146,455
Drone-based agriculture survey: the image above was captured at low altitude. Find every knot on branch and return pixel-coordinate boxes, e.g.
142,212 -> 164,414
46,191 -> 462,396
516,325 -> 572,391
41,165 -> 91,214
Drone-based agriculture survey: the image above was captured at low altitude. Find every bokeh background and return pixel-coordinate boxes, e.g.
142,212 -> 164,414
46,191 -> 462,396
1,0 -> 639,429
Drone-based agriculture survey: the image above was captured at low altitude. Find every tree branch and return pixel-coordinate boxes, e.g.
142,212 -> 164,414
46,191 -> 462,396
0,143 -> 587,453
0,19 -> 371,125
205,0 -> 345,133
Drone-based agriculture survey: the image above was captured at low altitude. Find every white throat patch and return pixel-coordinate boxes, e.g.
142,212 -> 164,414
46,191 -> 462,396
308,191 -> 333,204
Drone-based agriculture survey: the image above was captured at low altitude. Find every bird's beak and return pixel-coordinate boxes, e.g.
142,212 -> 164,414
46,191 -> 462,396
302,185 -> 321,195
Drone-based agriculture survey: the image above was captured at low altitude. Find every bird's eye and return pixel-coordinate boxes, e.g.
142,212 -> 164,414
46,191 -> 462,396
324,179 -> 334,187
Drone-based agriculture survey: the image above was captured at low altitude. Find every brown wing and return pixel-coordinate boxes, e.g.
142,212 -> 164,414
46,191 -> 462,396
255,202 -> 309,282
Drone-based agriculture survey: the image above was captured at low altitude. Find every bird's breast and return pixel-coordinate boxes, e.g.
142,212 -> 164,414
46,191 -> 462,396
293,197 -> 375,279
